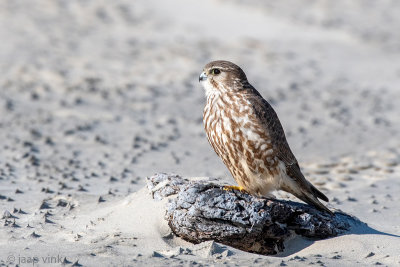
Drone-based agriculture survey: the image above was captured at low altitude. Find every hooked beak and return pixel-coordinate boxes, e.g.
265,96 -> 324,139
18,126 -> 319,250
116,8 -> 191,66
199,72 -> 207,82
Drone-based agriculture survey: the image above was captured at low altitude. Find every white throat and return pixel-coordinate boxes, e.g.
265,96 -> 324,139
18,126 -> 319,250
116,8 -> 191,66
201,80 -> 227,99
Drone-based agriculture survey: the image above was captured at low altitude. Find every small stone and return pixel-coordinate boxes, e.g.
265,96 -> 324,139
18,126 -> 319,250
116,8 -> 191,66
57,199 -> 68,207
72,260 -> 82,266
366,252 -> 375,258
62,257 -> 72,264
39,201 -> 51,209
30,232 -> 41,238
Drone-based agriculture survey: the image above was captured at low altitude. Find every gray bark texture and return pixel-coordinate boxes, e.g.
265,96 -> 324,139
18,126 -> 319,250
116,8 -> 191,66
146,173 -> 359,255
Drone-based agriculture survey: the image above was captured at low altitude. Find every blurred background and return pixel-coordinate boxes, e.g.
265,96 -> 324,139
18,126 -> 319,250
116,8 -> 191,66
0,0 -> 399,195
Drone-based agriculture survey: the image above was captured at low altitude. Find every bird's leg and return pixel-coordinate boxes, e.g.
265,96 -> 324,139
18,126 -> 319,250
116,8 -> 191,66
223,185 -> 247,193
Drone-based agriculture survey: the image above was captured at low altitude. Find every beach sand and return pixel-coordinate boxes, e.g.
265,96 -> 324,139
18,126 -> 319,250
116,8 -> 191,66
0,0 -> 399,266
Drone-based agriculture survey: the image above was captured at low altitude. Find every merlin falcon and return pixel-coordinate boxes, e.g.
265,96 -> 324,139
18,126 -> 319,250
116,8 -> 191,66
199,60 -> 332,214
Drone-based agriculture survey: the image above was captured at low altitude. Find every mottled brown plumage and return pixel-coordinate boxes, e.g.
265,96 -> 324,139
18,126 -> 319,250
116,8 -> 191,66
199,60 -> 332,214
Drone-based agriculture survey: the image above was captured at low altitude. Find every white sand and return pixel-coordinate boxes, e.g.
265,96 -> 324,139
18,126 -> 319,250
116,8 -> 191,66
0,0 -> 399,266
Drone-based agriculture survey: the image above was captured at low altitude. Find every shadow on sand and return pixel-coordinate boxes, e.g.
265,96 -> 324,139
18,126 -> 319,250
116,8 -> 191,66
276,211 -> 400,257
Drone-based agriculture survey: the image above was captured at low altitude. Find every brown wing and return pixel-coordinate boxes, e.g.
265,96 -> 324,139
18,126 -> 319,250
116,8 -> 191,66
245,86 -> 329,204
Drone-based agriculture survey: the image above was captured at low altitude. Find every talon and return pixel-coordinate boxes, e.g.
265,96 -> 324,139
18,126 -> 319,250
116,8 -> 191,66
223,185 -> 247,193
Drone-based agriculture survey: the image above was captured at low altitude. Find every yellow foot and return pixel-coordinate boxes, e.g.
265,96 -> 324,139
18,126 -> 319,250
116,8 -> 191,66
223,185 -> 247,193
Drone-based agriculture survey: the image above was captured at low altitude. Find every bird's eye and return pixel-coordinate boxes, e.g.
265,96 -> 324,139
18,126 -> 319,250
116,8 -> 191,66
211,68 -> 221,75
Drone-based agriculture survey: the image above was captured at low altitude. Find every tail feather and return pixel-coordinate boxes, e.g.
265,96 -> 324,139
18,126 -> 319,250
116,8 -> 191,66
281,183 -> 333,215
310,183 -> 329,202
298,190 -> 333,216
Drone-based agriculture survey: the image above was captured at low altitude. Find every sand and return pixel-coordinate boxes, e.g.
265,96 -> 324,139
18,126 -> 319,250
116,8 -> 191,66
0,0 -> 399,266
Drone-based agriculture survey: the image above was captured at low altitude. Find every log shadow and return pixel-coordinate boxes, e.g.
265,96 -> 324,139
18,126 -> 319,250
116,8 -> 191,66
275,211 -> 400,257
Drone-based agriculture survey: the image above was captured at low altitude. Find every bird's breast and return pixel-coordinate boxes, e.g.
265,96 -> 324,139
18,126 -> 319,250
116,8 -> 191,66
203,94 -> 282,195
204,94 -> 274,160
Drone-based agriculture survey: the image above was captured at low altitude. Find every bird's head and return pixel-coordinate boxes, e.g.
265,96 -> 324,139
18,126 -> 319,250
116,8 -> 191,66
199,60 -> 248,96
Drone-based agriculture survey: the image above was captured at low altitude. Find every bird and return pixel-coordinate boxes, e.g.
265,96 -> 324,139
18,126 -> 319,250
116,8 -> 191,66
199,60 -> 332,215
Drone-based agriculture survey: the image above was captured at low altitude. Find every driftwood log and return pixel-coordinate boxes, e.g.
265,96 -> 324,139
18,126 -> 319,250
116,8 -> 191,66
146,173 -> 358,255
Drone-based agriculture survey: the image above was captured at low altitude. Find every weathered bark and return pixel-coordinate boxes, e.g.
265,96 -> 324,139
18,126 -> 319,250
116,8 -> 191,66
146,173 -> 358,255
